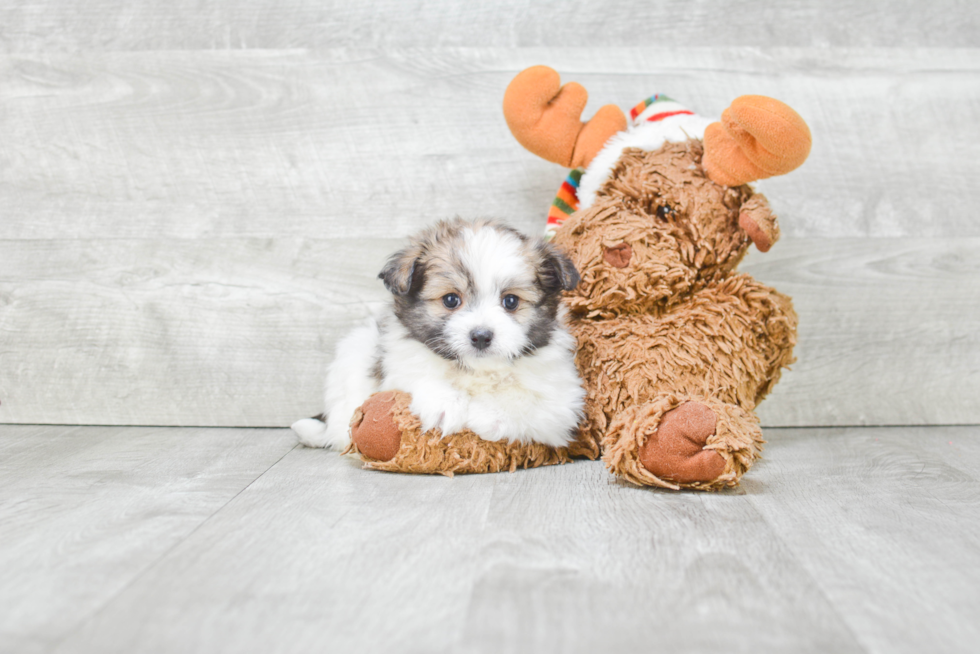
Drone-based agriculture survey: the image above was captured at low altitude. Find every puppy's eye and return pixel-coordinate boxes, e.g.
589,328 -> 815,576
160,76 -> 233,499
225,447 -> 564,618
502,294 -> 519,311
656,204 -> 673,220
442,293 -> 461,309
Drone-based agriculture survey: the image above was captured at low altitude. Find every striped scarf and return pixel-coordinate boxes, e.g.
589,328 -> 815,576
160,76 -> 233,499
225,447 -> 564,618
545,94 -> 693,240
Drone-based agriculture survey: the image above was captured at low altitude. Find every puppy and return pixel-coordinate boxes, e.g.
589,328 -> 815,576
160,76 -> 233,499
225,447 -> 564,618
291,217 -> 585,451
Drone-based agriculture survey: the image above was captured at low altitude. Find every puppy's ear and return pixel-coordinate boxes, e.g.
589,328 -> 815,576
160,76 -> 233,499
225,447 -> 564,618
379,246 -> 425,296
537,243 -> 580,292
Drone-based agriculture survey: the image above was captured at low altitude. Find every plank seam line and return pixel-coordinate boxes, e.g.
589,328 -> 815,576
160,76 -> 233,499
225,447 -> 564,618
48,442 -> 300,650
739,493 -> 871,653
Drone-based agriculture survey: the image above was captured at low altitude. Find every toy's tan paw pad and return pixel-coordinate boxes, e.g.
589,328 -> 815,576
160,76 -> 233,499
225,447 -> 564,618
638,402 -> 726,484
350,392 -> 402,462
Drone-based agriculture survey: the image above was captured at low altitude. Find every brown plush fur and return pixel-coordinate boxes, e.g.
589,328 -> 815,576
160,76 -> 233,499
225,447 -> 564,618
348,138 -> 797,491
553,142 -> 797,489
559,143 -> 755,318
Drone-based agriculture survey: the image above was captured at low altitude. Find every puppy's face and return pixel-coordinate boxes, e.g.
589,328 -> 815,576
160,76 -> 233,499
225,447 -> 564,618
380,219 -> 579,367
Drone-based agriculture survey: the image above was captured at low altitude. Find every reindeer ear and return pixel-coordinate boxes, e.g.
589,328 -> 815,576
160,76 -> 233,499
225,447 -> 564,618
738,193 -> 780,252
703,95 -> 811,186
378,246 -> 424,296
503,66 -> 627,169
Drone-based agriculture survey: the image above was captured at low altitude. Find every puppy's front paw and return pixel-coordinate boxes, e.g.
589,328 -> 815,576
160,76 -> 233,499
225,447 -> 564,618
412,392 -> 469,436
415,402 -> 446,434
438,397 -> 471,436
466,410 -> 510,442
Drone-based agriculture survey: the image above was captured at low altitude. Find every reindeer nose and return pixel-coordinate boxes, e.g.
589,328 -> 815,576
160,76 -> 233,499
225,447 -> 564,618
470,328 -> 493,351
604,243 -> 632,268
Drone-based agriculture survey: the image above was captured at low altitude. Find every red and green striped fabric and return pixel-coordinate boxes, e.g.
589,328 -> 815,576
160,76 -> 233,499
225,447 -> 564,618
545,168 -> 582,240
629,94 -> 692,122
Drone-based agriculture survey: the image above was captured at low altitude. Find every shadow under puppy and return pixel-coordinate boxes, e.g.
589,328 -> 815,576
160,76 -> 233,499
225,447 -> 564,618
292,218 -> 584,456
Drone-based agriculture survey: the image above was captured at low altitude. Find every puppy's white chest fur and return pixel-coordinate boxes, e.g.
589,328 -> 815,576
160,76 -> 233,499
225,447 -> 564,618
378,316 -> 584,448
447,362 -> 518,395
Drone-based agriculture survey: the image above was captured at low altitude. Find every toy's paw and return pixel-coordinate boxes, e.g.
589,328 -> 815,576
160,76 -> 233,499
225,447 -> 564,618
638,402 -> 726,484
350,392 -> 403,462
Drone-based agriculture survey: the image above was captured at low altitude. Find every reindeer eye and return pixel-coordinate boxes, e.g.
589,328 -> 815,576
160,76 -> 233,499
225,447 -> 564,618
656,204 -> 673,220
442,293 -> 461,309
502,294 -> 519,311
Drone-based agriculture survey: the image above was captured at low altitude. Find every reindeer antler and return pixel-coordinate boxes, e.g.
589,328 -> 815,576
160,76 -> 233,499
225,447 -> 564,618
702,96 -> 812,187
503,66 -> 627,169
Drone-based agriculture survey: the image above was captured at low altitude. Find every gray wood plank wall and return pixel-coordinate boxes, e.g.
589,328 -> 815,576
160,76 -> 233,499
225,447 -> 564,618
2,1 -> 978,50
1,3 -> 978,427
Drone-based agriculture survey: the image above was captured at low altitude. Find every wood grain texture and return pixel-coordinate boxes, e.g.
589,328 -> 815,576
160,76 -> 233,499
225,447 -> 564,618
745,425 -> 980,653
1,1 -> 977,52
3,48 -> 979,240
0,424 -> 295,654
459,463 -> 860,653
2,424 -> 976,653
3,41 -> 978,427
55,435 -> 504,654
744,237 -> 980,427
1,237 -> 977,427
52,434 -> 862,654
0,237 -> 398,427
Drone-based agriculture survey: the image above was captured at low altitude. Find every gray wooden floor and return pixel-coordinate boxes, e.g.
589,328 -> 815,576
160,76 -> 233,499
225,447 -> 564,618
3,423 -> 979,654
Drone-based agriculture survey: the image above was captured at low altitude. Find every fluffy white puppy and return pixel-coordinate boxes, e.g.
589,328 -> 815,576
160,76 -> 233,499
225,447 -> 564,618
291,218 -> 585,451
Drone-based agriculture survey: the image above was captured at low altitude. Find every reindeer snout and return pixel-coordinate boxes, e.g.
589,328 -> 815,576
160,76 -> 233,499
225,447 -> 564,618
604,243 -> 632,268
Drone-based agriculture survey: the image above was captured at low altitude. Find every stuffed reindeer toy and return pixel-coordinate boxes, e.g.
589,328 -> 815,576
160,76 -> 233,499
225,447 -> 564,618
343,66 -> 811,490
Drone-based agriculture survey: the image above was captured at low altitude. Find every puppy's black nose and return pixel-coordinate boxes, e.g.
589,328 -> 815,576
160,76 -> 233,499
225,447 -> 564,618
470,328 -> 493,351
